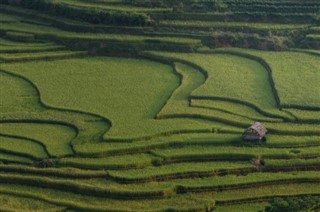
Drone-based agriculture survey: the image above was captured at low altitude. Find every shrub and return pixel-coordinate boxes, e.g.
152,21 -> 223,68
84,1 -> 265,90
265,195 -> 320,212
36,159 -> 55,168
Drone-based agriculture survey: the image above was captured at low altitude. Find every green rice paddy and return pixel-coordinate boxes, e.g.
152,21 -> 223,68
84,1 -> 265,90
0,0 -> 319,211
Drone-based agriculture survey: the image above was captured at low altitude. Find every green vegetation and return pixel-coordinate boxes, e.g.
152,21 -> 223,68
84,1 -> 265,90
0,123 -> 76,157
265,195 -> 320,212
191,99 -> 282,122
160,20 -> 310,30
0,153 -> 33,164
0,50 -> 87,62
108,161 -> 251,181
265,135 -> 320,147
213,183 -> 320,202
0,13 -> 19,22
159,62 -> 206,114
215,202 -> 268,212
0,135 -> 47,159
153,146 -> 320,161
0,193 -> 65,212
284,109 -> 320,122
199,48 -> 320,109
237,50 -> 320,109
0,38 -> 55,47
148,51 -> 278,110
0,21 -> 200,45
55,0 -> 170,12
0,184 -> 215,211
0,44 -> 65,53
0,71 -> 41,113
146,50 -> 315,125
59,154 -> 157,169
81,171 -> 320,192
72,133 -> 243,156
2,0 -> 154,26
265,158 -> 320,170
0,0 -> 319,211
2,57 -> 239,140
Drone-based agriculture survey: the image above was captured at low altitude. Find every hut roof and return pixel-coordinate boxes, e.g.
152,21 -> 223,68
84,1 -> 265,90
246,122 -> 267,138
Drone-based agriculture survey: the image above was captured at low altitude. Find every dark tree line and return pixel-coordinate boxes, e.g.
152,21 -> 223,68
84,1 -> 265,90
1,0 -> 153,26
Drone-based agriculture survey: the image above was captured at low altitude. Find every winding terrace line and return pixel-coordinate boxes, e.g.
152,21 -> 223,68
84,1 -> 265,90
0,69 -> 111,144
0,133 -> 50,158
141,52 -> 294,122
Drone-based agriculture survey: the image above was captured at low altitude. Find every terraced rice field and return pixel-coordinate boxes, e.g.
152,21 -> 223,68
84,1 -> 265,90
0,0 -> 319,211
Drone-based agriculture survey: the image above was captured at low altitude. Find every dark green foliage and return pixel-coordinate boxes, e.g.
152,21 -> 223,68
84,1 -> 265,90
125,0 -> 320,15
2,0 -> 152,26
265,195 -> 320,212
36,159 -> 56,168
203,32 -> 292,51
5,31 -> 35,42
129,0 -> 229,12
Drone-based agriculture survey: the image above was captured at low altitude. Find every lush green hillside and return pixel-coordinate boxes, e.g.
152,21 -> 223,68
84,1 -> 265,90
0,0 -> 319,211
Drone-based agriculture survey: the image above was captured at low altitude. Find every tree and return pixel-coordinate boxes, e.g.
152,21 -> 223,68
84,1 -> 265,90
265,196 -> 320,212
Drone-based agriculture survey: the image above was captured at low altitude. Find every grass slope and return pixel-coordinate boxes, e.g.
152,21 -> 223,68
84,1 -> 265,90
0,123 -> 76,157
148,51 -> 278,110
2,57 -> 240,140
0,1 -> 319,211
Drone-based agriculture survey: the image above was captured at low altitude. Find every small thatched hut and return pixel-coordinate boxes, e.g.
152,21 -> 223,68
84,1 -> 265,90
242,122 -> 267,141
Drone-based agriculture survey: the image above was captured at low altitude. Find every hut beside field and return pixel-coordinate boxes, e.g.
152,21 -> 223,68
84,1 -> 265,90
242,122 -> 267,142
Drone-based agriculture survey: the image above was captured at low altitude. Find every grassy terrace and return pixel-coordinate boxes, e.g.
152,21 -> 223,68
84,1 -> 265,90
0,50 -> 87,62
0,66 -> 110,148
0,193 -> 65,211
0,1 -> 319,211
0,45 -> 65,53
0,6 -> 157,35
153,146 -> 320,162
84,172 -> 320,192
58,154 -> 158,170
0,38 -> 55,46
214,202 -> 268,212
291,48 -> 320,56
0,39 -> 65,54
70,134 -> 320,158
0,135 -> 48,160
72,134 -> 243,156
1,169 -> 319,194
0,184 -> 216,211
265,135 -> 320,147
0,123 -> 76,157
0,11 -> 201,54
147,51 -> 277,109
0,22 -> 200,45
2,57 -> 243,140
0,13 -> 20,22
284,109 -> 320,122
146,51 -> 297,121
54,0 -> 171,12
197,48 -> 320,109
190,99 -> 282,122
0,153 -> 33,164
160,20 -> 311,30
0,71 -> 40,113
243,50 -> 320,109
306,34 -> 320,43
157,62 -> 282,124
